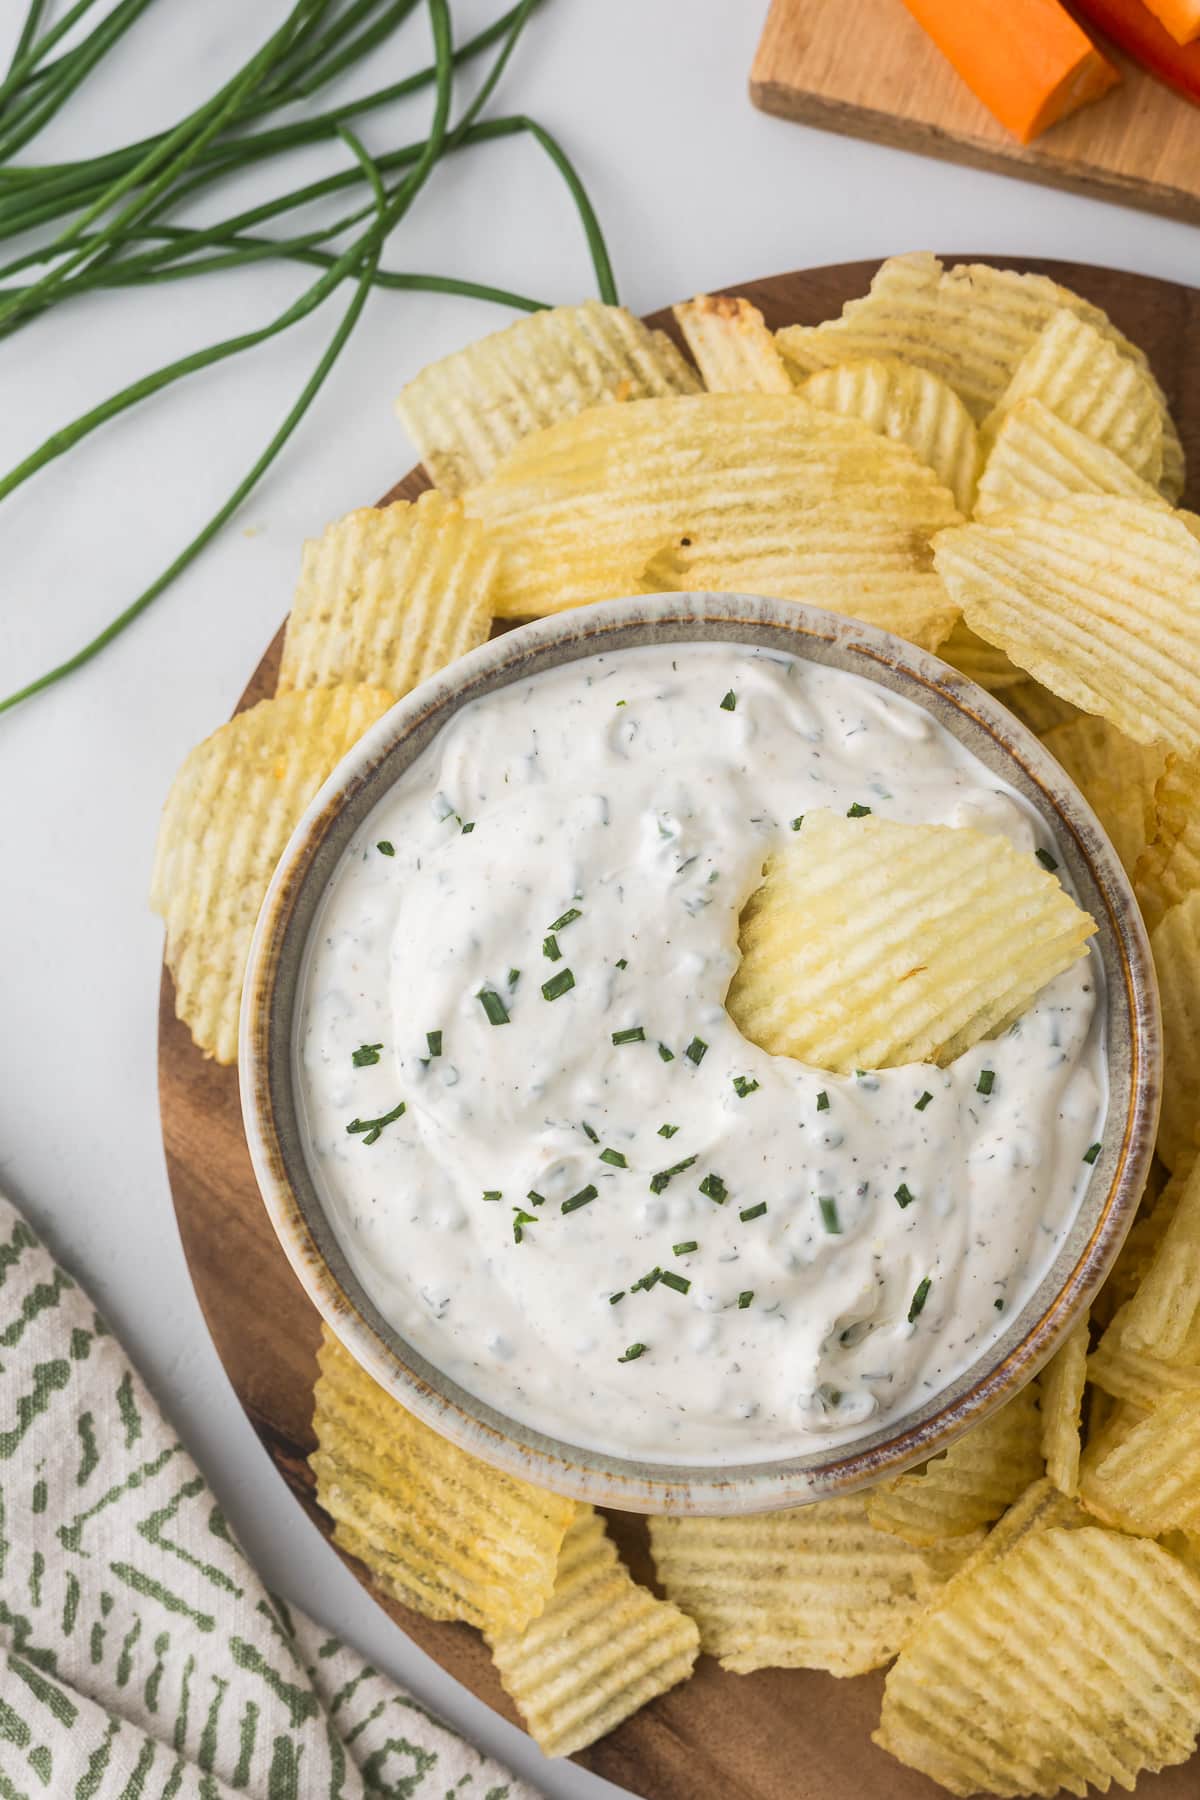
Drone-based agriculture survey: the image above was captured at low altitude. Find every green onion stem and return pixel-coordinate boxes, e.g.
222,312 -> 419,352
0,0 -> 163,161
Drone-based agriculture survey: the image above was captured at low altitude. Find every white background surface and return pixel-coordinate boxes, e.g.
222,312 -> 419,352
2,4 -> 1197,1794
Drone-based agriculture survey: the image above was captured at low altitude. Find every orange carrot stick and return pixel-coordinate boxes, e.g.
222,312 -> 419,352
899,0 -> 1120,143
1143,0 -> 1200,44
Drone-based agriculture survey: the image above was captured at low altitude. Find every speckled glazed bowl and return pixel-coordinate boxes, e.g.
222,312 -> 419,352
240,592 -> 1159,1515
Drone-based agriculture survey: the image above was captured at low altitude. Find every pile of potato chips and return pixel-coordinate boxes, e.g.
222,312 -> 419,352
152,253 -> 1200,1789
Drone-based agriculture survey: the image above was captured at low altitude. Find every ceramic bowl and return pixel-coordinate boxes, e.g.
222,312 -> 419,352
240,592 -> 1159,1515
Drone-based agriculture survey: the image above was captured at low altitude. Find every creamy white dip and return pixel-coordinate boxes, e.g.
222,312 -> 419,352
297,642 -> 1106,1463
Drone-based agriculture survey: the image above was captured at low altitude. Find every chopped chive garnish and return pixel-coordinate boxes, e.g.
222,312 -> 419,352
846,802 -> 872,818
345,1101 -> 405,1146
549,906 -> 582,931
994,1297 -> 1005,1312
542,934 -> 562,961
461,820 -> 475,835
562,1184 -> 598,1214
673,1241 -> 698,1256
658,1123 -> 680,1138
699,1173 -> 728,1205
351,1043 -> 382,1067
613,1026 -> 646,1045
541,968 -> 575,1002
618,1343 -> 646,1362
895,1182 -> 916,1209
915,1090 -> 933,1111
684,1036 -> 708,1066
732,1075 -> 760,1098
512,1208 -> 538,1244
477,987 -> 510,1026
977,1069 -> 995,1096
1083,1141 -> 1102,1164
657,1042 -> 675,1062
720,690 -> 737,711
740,1201 -> 768,1222
661,1270 -> 691,1294
526,1190 -> 546,1207
482,1190 -> 502,1203
616,957 -> 629,970
1035,847 -> 1059,872
790,816 -> 804,831
631,1267 -> 662,1292
507,968 -> 521,987
819,1195 -> 841,1233
599,1147 -> 627,1168
426,1030 -> 442,1058
650,1156 -> 698,1194
738,1290 -> 754,1309
376,840 -> 395,856
581,1122 -> 599,1143
609,1290 -> 625,1305
908,1276 -> 932,1323
816,1090 -> 830,1112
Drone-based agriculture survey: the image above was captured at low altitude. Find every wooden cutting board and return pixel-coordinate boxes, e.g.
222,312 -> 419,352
158,257 -> 1200,1799
752,0 -> 1200,226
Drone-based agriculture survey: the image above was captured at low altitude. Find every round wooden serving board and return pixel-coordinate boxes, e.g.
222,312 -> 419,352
159,259 -> 1200,1800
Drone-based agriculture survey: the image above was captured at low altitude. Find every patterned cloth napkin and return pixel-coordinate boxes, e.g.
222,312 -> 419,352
0,1194 -> 541,1800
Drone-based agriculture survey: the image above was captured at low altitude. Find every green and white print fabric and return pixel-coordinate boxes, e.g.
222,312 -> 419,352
0,1197 -> 539,1800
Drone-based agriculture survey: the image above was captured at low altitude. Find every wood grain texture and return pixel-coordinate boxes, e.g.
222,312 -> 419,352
752,0 -> 1200,226
159,259 -> 1199,1798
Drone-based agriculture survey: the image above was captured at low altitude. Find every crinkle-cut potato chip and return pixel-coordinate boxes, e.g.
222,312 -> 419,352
672,293 -> 793,394
981,309 -> 1164,487
394,299 -> 699,494
464,394 -> 962,649
1151,894 -> 1200,1173
649,1496 -> 981,1678
1163,1530 -> 1200,1579
1005,678 -> 1080,737
941,619 -> 1027,692
150,684 -> 393,1064
796,357 -> 979,514
1094,1168 -> 1185,1326
1040,1318 -> 1089,1497
1080,1392 -> 1200,1534
935,498 -> 1200,756
310,1328 -> 573,1633
867,1384 -> 1043,1545
923,1478 -> 1088,1629
486,1506 -> 698,1758
1042,713 -> 1168,877
875,1525 -> 1200,1797
974,396 -> 1169,523
277,491 -> 495,696
1137,753 -> 1200,932
725,808 -> 1095,1074
1123,1151 -> 1200,1360
1089,1305 -> 1200,1413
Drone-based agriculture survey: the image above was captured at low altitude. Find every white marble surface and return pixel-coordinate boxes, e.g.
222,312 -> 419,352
2,3 -> 1197,1794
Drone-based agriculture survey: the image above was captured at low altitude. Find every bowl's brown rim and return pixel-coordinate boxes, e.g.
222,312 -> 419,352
240,591 -> 1159,1515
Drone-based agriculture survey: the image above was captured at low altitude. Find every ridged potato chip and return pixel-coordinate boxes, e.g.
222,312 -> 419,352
1151,895 -> 1200,1173
486,1506 -> 698,1756
310,1328 -> 573,1633
278,492 -> 495,695
1089,1306 -> 1200,1412
975,397 -> 1169,523
875,1525 -> 1200,1796
1004,678 -> 1080,736
797,357 -> 980,514
981,310 -> 1164,486
1122,1153 -> 1200,1359
151,684 -> 393,1063
394,300 -> 699,494
1039,1317 -> 1089,1496
1137,753 -> 1200,931
941,619 -> 1026,692
1042,712 -> 1168,877
923,1477 -> 1088,1628
1094,1167 -> 1182,1326
1080,1392 -> 1200,1534
649,1496 -> 980,1677
935,498 -> 1200,755
672,293 -> 793,393
464,394 -> 962,648
726,809 -> 1096,1073
867,1384 -> 1043,1544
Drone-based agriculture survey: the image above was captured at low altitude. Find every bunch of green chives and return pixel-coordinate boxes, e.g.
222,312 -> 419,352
0,0 -> 617,716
